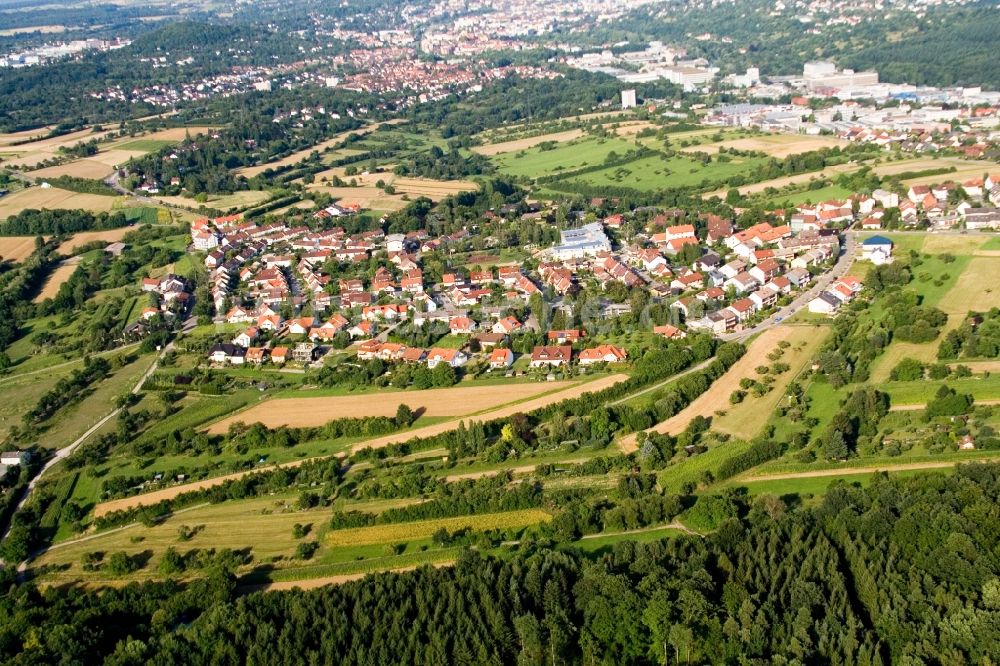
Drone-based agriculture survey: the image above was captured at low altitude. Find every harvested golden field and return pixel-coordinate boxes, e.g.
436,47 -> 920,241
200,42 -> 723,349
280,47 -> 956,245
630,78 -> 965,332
702,163 -> 857,199
0,186 -> 118,218
390,177 -> 477,198
94,374 -> 628,516
57,227 -> 137,254
0,127 -> 120,168
0,236 -> 42,262
0,25 -> 66,36
683,134 -> 849,158
314,172 -> 476,200
471,129 -> 585,156
305,185 -> 408,211
619,327 -> 806,451
0,127 -> 57,146
208,380 -> 588,433
31,153 -> 139,179
607,121 -> 655,136
710,326 -> 827,440
31,159 -> 115,179
938,258 -> 1000,315
155,190 -> 271,211
118,126 -> 218,143
33,258 -> 79,302
919,234 -> 987,255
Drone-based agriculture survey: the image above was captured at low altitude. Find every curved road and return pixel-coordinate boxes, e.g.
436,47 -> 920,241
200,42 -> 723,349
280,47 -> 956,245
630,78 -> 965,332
721,232 -> 857,342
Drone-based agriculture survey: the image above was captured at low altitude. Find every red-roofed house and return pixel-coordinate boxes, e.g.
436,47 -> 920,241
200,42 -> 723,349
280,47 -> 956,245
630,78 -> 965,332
653,324 -> 686,339
489,348 -> 514,369
426,347 -> 468,368
578,344 -> 628,365
530,345 -> 572,368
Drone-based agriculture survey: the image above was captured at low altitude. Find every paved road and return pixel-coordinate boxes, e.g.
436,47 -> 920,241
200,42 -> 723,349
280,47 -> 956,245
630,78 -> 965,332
720,232 -> 857,342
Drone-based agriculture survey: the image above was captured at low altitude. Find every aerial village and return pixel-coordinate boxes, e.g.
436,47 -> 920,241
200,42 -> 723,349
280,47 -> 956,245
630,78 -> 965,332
161,164 -> 1000,377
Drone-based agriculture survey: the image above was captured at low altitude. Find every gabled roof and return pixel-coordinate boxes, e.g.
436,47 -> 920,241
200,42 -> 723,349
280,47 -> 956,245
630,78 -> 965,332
862,235 -> 893,246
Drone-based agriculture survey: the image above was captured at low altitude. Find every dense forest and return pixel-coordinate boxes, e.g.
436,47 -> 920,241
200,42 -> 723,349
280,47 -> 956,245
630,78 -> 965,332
0,22 -> 334,131
3,465 -> 1000,664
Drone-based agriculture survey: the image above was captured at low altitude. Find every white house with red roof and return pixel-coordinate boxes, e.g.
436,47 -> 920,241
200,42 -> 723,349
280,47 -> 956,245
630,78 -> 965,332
578,344 -> 628,365
489,348 -> 514,369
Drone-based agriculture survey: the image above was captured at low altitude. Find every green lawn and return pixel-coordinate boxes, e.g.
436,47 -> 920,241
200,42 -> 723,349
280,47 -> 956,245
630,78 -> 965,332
491,135 -> 637,179
36,353 -> 157,450
565,525 -> 685,554
884,374 -> 1000,405
723,467 -> 954,497
115,139 -> 175,152
558,153 -> 770,192
761,183 -> 854,207
658,438 -> 755,494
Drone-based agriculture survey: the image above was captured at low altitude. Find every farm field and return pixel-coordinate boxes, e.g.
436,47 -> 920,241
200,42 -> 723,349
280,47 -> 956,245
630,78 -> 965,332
155,190 -> 271,211
703,163 -> 857,199
62,501 -> 546,585
620,326 -> 805,451
938,257 -> 1000,314
26,126 -> 222,179
725,467 -> 950,497
680,133 -> 850,158
389,176 -> 478,198
36,353 -> 157,451
0,25 -> 66,36
30,152 -> 144,179
0,186 -> 119,218
0,126 -> 120,168
36,494 -> 430,579
884,374 -> 1000,406
560,153 -> 769,192
326,509 -> 551,548
305,185 -> 408,211
207,378 -> 611,433
33,258 -> 79,302
490,135 -> 636,179
882,158 -> 996,186
711,325 -> 828,440
607,120 -> 656,137
0,236 -> 42,262
471,129 -> 585,156
56,226 -> 145,254
94,373 -> 628,517
760,183 -> 855,207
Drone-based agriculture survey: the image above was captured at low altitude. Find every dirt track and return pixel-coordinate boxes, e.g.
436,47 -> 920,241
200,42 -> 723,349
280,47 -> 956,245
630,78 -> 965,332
618,327 -> 800,452
738,456 -> 1000,482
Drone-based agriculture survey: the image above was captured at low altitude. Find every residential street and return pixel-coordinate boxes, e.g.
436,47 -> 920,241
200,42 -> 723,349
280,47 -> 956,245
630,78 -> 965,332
721,232 -> 857,342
